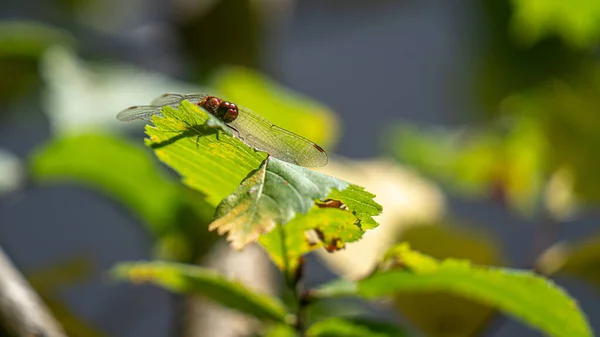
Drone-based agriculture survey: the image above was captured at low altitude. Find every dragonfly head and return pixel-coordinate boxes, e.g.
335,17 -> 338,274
201,96 -> 222,114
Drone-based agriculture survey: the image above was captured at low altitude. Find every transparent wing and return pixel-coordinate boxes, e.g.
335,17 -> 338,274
229,106 -> 328,167
118,93 -> 208,122
151,93 -> 209,106
116,105 -> 163,122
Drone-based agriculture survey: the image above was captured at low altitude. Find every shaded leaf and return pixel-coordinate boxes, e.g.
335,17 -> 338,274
111,261 -> 288,323
358,244 -> 592,337
306,318 -> 407,337
210,157 -> 350,249
258,208 -> 361,271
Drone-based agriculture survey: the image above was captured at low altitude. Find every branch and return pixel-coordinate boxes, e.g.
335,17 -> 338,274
0,246 -> 66,337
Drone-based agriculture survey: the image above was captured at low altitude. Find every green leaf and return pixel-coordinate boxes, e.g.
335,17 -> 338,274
258,208 -> 361,271
145,100 -> 266,206
111,261 -> 288,323
358,244 -> 592,337
306,318 -> 407,337
210,66 -> 339,148
391,224 -> 503,337
509,0 -> 600,48
326,184 -> 382,230
29,133 -> 184,235
209,156 -> 350,249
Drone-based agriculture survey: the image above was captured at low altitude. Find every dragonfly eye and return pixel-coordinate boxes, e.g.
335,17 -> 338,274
201,96 -> 223,114
217,102 -> 238,123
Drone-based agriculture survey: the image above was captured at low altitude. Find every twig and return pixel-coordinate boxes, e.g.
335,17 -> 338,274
0,246 -> 66,337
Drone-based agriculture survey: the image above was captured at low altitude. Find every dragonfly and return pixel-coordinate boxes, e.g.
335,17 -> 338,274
116,93 -> 328,167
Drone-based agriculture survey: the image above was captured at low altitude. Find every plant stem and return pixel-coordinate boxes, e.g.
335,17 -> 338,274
0,246 -> 66,337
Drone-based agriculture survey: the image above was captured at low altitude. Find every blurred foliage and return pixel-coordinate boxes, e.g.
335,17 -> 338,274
537,236 -> 600,292
0,149 -> 24,196
29,133 -> 216,261
176,0 -> 261,78
477,0 -> 590,111
393,1 -> 600,215
389,114 -> 545,215
27,257 -> 107,337
509,0 -> 600,48
210,67 -> 340,149
112,261 -> 288,323
40,46 -> 200,135
392,225 -> 503,337
0,21 -> 73,103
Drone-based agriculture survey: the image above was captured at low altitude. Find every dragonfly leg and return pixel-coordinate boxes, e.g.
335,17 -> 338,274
228,125 -> 242,140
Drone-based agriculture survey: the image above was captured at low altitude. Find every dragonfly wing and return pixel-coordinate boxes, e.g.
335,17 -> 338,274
151,93 -> 186,106
230,108 -> 328,167
116,105 -> 163,122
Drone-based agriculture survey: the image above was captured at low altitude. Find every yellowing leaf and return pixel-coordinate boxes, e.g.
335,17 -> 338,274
259,208 -> 361,271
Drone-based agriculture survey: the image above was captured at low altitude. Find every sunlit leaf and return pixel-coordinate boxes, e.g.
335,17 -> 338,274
112,261 -> 288,323
509,0 -> 600,48
358,244 -> 592,337
210,67 -> 339,148
145,100 -> 266,206
306,318 -> 407,337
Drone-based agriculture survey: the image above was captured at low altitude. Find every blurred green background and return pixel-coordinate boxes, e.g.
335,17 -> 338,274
1,0 -> 600,336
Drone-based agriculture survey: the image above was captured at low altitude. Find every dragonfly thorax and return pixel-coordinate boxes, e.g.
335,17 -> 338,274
198,96 -> 239,123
